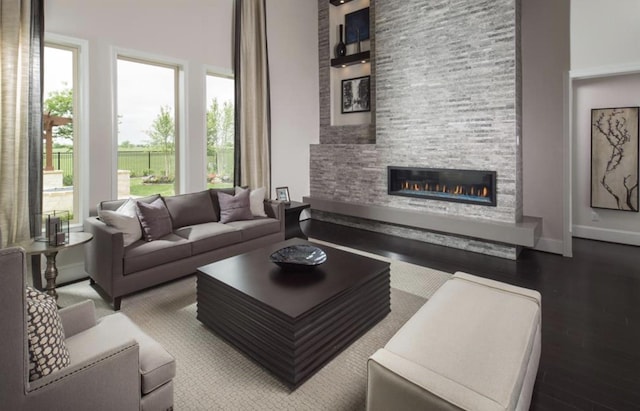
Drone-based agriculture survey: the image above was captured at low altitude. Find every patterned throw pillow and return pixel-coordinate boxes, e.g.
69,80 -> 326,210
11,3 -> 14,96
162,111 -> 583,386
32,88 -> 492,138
26,286 -> 71,381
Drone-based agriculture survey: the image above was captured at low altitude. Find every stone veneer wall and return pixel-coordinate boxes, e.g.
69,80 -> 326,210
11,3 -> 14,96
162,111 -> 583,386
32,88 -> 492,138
311,0 -> 523,259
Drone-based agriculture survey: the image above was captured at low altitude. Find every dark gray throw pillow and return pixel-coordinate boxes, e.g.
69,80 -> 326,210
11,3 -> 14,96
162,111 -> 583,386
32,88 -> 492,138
136,197 -> 173,241
217,189 -> 253,223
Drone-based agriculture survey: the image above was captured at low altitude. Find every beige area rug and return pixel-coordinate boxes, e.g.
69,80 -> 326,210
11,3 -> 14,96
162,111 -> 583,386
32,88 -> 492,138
56,242 -> 452,411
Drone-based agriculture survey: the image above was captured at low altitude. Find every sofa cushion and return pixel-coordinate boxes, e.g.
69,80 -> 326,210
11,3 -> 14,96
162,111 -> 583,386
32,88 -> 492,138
123,233 -> 191,275
65,312 -> 175,395
99,194 -> 160,212
218,190 -> 253,223
98,198 -> 142,247
235,186 -> 267,217
226,217 -> 280,241
136,198 -> 173,242
163,190 -> 217,227
25,286 -> 71,381
174,221 -> 243,255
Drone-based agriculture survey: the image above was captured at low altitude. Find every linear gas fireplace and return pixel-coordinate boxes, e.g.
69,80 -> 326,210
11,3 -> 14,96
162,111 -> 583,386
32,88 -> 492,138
388,166 -> 497,206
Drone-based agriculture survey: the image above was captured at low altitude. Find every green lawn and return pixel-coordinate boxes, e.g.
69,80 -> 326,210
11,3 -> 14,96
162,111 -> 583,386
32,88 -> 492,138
129,177 -> 232,197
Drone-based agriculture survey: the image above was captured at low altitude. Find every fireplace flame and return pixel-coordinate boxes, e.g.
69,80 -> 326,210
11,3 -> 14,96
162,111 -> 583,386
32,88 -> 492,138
400,180 -> 491,199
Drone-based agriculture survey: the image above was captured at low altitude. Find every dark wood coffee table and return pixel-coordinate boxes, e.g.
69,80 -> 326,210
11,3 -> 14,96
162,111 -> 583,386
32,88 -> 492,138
196,238 -> 390,388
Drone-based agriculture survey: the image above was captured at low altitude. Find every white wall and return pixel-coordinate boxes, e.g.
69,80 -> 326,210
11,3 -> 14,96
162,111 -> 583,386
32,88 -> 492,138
571,0 -> 640,72
571,0 -> 640,246
44,0 -> 319,282
521,0 -> 570,254
266,0 -> 319,202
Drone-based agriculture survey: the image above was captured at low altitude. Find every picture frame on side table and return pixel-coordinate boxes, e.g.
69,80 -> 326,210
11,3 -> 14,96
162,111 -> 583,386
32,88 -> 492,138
591,106 -> 639,212
275,186 -> 291,204
342,76 -> 371,114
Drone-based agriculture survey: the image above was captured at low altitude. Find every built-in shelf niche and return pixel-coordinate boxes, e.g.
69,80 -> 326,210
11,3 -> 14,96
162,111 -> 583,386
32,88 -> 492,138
329,0 -> 371,127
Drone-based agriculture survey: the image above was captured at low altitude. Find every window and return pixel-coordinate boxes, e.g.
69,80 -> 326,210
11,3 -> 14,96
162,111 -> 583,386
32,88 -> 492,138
43,44 -> 78,223
116,57 -> 178,198
205,73 -> 235,188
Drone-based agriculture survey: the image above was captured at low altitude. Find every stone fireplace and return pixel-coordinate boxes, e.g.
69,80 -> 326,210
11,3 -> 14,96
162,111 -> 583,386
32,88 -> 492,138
309,0 -> 532,260
387,166 -> 497,207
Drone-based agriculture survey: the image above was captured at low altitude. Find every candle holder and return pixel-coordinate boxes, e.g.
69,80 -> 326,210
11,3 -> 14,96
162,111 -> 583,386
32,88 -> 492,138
35,211 -> 70,246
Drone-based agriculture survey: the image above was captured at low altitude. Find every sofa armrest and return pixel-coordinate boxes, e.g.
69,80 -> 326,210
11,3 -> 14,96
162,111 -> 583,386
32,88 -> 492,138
264,200 -> 285,233
59,300 -> 97,338
83,217 -> 125,295
27,340 -> 140,410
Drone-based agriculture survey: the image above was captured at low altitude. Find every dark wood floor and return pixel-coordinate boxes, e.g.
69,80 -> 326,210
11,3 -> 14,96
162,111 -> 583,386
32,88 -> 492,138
301,219 -> 640,411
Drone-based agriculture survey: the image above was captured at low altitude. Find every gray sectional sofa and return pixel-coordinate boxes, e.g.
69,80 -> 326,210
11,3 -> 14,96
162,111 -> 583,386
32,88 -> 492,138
84,188 -> 285,310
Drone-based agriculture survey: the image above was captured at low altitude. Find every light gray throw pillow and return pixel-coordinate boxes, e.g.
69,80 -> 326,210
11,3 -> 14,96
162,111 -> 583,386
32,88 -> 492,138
218,189 -> 253,223
136,197 -> 173,241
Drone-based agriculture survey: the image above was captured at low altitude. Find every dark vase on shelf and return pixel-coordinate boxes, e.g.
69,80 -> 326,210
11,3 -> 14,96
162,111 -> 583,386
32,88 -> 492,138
335,24 -> 346,58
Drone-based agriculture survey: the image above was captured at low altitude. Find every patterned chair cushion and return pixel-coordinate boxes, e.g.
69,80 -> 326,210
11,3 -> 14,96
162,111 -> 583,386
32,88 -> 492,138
26,286 -> 71,381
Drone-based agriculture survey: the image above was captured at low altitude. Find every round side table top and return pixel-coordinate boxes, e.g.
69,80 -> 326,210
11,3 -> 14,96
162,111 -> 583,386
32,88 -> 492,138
13,232 -> 93,255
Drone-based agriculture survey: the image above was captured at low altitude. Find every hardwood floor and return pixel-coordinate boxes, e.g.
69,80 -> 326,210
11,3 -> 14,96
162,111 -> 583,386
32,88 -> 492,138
301,219 -> 640,411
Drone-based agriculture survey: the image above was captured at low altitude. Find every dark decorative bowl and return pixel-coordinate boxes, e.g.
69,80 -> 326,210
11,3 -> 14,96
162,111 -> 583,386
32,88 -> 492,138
269,245 -> 327,271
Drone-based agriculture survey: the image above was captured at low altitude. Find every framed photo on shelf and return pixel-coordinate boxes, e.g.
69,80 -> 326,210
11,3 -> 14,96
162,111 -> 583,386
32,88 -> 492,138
341,76 -> 371,114
345,7 -> 370,44
275,186 -> 291,204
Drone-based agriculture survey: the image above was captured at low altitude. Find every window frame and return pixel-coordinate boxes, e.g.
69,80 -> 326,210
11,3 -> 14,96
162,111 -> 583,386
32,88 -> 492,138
113,50 -> 186,197
43,34 -> 89,228
204,68 -> 235,189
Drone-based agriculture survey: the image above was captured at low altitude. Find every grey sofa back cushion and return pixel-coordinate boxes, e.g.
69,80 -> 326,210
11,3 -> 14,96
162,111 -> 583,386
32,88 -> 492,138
163,190 -> 217,228
99,194 -> 160,212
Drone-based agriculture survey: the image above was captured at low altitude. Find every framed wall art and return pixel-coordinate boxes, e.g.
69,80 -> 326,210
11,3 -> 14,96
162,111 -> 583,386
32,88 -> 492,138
591,106 -> 639,212
345,7 -> 369,45
341,75 -> 370,114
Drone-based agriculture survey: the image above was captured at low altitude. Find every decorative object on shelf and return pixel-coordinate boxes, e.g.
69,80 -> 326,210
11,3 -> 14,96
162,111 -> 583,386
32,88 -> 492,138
275,186 -> 291,204
269,244 -> 327,271
341,75 -> 371,114
345,7 -> 369,45
35,211 -> 70,246
335,24 -> 346,58
591,106 -> 639,212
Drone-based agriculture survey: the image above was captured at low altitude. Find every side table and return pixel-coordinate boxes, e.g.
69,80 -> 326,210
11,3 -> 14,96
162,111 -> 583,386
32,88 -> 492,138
284,201 -> 310,240
12,232 -> 93,301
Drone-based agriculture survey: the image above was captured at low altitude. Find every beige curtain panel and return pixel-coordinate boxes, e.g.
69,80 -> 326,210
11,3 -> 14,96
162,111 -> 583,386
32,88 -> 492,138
0,0 -> 34,246
235,0 -> 271,196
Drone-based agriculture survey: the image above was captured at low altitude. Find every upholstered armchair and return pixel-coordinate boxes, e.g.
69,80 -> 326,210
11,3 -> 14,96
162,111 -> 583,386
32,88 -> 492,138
0,247 -> 175,411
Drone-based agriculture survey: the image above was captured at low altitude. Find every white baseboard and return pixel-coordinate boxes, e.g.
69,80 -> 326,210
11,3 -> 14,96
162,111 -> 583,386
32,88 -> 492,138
572,225 -> 640,246
531,237 -> 564,255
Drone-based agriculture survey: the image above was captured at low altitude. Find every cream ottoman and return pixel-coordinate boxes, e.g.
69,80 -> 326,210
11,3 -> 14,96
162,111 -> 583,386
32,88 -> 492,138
367,272 -> 541,411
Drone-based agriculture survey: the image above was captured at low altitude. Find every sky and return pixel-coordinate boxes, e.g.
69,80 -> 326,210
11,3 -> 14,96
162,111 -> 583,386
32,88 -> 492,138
44,45 -> 234,146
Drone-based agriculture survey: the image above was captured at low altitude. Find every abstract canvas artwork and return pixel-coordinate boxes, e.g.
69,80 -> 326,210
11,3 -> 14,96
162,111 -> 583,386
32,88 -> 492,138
591,107 -> 639,212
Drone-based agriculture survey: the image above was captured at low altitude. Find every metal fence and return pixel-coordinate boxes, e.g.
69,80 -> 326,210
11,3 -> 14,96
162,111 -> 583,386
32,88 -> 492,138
45,149 -> 234,180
